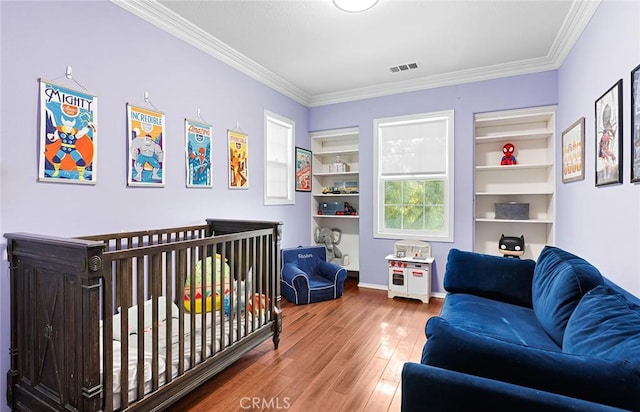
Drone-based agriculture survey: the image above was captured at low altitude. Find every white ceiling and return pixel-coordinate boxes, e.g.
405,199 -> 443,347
113,0 -> 600,107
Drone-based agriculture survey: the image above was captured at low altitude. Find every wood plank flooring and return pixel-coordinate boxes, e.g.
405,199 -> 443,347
172,278 -> 443,412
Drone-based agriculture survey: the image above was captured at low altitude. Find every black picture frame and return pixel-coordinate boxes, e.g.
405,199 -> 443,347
295,146 -> 312,192
595,79 -> 623,186
631,64 -> 640,182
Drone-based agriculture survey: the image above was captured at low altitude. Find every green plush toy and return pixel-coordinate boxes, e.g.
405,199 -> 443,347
183,254 -> 230,313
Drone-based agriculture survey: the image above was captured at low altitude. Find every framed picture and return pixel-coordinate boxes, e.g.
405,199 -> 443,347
561,117 -> 585,183
295,147 -> 312,192
228,129 -> 248,189
185,119 -> 213,188
631,64 -> 640,182
595,79 -> 623,186
38,79 -> 98,184
127,103 -> 165,187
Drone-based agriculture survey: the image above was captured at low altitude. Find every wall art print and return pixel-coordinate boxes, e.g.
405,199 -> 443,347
595,79 -> 623,186
38,79 -> 97,184
295,146 -> 312,192
185,119 -> 213,188
561,117 -> 585,183
631,64 -> 640,182
228,129 -> 248,189
127,104 -> 165,187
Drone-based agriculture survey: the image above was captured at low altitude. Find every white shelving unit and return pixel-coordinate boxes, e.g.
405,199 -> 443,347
474,106 -> 556,260
310,127 -> 359,272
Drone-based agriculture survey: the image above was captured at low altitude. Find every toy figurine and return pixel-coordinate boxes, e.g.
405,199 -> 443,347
498,234 -> 525,258
501,143 -> 517,165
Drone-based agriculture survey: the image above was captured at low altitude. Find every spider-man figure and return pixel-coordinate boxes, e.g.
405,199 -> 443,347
501,143 -> 517,165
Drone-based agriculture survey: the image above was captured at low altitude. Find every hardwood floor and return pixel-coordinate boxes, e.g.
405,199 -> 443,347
172,278 -> 443,412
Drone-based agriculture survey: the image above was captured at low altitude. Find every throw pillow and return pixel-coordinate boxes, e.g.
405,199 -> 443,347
563,285 -> 640,369
532,246 -> 602,345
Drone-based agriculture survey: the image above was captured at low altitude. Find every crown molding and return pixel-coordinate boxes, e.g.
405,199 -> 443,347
110,0 -> 311,106
111,0 -> 600,108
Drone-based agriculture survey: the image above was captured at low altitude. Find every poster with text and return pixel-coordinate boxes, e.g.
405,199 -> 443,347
228,130 -> 248,189
185,119 -> 212,188
127,104 -> 165,187
38,79 -> 97,184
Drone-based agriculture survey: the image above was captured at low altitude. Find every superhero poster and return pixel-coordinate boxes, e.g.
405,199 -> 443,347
127,104 -> 165,187
228,130 -> 248,189
185,119 -> 212,188
38,79 -> 97,184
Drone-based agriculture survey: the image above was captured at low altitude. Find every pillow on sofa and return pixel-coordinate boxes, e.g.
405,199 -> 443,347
532,246 -> 603,345
423,316 -> 640,410
444,248 -> 536,307
563,285 -> 640,369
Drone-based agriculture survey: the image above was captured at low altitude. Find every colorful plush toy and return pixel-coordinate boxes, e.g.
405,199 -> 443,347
501,142 -> 517,165
183,254 -> 229,313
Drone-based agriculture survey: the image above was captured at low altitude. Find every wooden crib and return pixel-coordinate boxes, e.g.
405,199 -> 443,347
5,218 -> 283,411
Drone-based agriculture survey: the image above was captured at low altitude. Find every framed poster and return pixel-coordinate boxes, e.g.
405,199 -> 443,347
631,64 -> 640,182
228,129 -> 248,189
295,147 -> 312,192
38,79 -> 97,184
561,117 -> 585,183
185,119 -> 213,188
595,79 -> 623,186
127,104 -> 165,187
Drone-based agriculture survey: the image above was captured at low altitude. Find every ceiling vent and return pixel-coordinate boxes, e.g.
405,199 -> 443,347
389,62 -> 420,73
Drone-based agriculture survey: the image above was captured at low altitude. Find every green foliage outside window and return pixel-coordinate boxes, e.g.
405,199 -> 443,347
384,180 -> 445,231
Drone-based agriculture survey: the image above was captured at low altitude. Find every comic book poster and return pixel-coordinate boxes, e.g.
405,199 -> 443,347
228,130 -> 248,189
38,79 -> 97,184
127,104 -> 165,187
185,119 -> 212,188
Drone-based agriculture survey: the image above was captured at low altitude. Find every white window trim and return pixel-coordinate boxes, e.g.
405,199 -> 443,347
373,110 -> 455,242
264,110 -> 294,205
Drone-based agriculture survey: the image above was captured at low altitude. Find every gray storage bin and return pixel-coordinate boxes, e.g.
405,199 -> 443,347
495,202 -> 529,220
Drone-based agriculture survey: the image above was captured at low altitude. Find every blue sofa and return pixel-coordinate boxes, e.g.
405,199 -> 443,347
402,246 -> 640,412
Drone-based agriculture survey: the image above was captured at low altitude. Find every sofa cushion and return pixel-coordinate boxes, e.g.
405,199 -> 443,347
532,246 -> 603,346
444,248 -> 536,307
563,285 -> 640,369
423,316 -> 640,410
439,293 -> 559,350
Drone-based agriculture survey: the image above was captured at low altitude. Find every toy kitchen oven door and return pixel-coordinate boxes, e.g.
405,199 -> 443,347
385,240 -> 433,304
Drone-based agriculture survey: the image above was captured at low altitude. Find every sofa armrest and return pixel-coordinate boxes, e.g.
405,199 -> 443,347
401,363 -> 628,412
422,317 -> 640,411
443,248 -> 535,307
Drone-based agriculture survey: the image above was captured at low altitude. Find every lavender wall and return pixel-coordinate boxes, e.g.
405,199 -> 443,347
0,2 -> 309,408
556,0 -> 640,295
310,72 -> 558,291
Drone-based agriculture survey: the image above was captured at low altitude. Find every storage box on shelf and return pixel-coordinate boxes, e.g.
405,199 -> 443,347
311,127 -> 360,272
474,106 -> 556,259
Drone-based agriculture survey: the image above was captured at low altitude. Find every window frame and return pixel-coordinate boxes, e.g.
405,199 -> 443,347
263,110 -> 295,205
373,110 -> 455,242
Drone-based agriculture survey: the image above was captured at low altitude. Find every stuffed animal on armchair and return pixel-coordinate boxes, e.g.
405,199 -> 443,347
315,227 -> 350,267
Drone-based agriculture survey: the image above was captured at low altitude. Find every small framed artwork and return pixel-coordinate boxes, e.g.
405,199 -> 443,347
631,64 -> 640,182
595,79 -> 623,186
561,117 -> 585,183
185,119 -> 213,188
38,79 -> 98,184
295,147 -> 312,192
127,103 -> 165,187
228,129 -> 248,189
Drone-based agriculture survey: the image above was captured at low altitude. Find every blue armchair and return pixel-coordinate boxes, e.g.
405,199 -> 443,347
281,246 -> 348,305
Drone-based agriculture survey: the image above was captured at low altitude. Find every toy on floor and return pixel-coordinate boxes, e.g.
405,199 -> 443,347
500,142 -> 517,165
498,234 -> 525,258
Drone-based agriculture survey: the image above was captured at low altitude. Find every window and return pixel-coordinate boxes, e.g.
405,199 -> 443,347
374,110 -> 454,241
264,111 -> 294,205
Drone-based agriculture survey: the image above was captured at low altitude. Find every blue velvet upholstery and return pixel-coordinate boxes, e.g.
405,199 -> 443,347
444,248 -> 536,307
280,246 -> 347,305
532,246 -> 603,345
402,247 -> 640,412
401,363 -> 629,412
564,285 -> 640,370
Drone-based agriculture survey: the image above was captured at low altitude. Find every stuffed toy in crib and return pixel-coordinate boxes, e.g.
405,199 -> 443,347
183,254 -> 230,313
